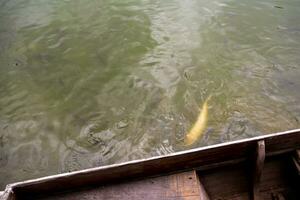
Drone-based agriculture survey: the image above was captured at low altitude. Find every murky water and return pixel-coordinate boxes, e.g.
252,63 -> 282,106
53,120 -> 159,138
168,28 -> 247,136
0,0 -> 300,189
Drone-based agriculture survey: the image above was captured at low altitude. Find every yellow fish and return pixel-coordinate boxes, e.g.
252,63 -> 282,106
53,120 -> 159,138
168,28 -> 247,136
185,95 -> 211,146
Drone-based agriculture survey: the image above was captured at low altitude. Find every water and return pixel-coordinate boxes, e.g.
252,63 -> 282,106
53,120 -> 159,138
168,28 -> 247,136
0,0 -> 299,189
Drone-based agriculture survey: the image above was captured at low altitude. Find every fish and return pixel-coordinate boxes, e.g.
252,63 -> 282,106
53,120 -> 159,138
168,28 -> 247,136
185,95 -> 211,146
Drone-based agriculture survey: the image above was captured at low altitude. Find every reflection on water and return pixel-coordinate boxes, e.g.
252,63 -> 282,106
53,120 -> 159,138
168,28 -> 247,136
0,0 -> 300,188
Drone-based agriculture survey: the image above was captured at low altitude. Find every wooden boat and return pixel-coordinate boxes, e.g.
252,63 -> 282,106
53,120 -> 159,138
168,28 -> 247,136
1,129 -> 300,200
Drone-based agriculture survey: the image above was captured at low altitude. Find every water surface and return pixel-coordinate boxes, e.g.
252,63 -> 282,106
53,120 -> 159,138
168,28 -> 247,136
0,0 -> 300,189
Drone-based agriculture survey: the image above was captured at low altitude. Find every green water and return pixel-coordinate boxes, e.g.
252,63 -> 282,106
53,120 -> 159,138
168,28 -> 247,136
0,0 -> 300,189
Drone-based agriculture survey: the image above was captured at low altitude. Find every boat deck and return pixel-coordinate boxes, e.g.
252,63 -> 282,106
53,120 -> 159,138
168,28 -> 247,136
1,129 -> 299,200
40,171 -> 203,200
38,152 -> 299,200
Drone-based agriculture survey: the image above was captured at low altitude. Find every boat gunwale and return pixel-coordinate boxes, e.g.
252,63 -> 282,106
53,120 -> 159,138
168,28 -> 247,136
1,128 -> 300,198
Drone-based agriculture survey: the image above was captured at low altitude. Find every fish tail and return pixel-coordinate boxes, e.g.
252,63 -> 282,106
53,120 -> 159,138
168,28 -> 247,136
198,94 -> 212,111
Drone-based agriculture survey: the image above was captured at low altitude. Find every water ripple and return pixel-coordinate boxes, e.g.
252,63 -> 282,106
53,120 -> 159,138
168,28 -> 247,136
0,0 -> 300,189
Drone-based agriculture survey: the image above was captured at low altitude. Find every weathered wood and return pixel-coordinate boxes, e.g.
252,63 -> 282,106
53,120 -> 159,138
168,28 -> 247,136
0,188 -> 15,200
292,149 -> 300,175
252,140 -> 265,200
292,158 -> 300,175
270,192 -> 286,200
196,174 -> 210,200
296,149 -> 300,162
199,163 -> 250,199
197,154 -> 299,200
39,171 -> 202,200
260,155 -> 299,199
7,129 -> 300,198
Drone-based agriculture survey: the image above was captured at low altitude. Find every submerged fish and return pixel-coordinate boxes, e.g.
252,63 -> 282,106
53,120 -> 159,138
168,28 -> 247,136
185,95 -> 211,146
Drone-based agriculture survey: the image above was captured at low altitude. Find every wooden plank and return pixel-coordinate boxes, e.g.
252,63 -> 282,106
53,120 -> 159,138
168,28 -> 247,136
259,156 -> 300,200
296,149 -> 300,162
39,171 -> 201,200
292,157 -> 300,175
197,154 -> 299,200
292,149 -> 300,175
251,140 -> 265,200
0,188 -> 15,200
9,129 -> 300,198
198,163 -> 250,199
196,176 -> 210,200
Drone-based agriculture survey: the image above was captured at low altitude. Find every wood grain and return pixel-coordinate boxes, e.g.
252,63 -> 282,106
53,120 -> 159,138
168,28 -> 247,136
0,188 -> 15,200
39,171 -> 201,200
252,140 -> 265,200
3,129 -> 299,199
